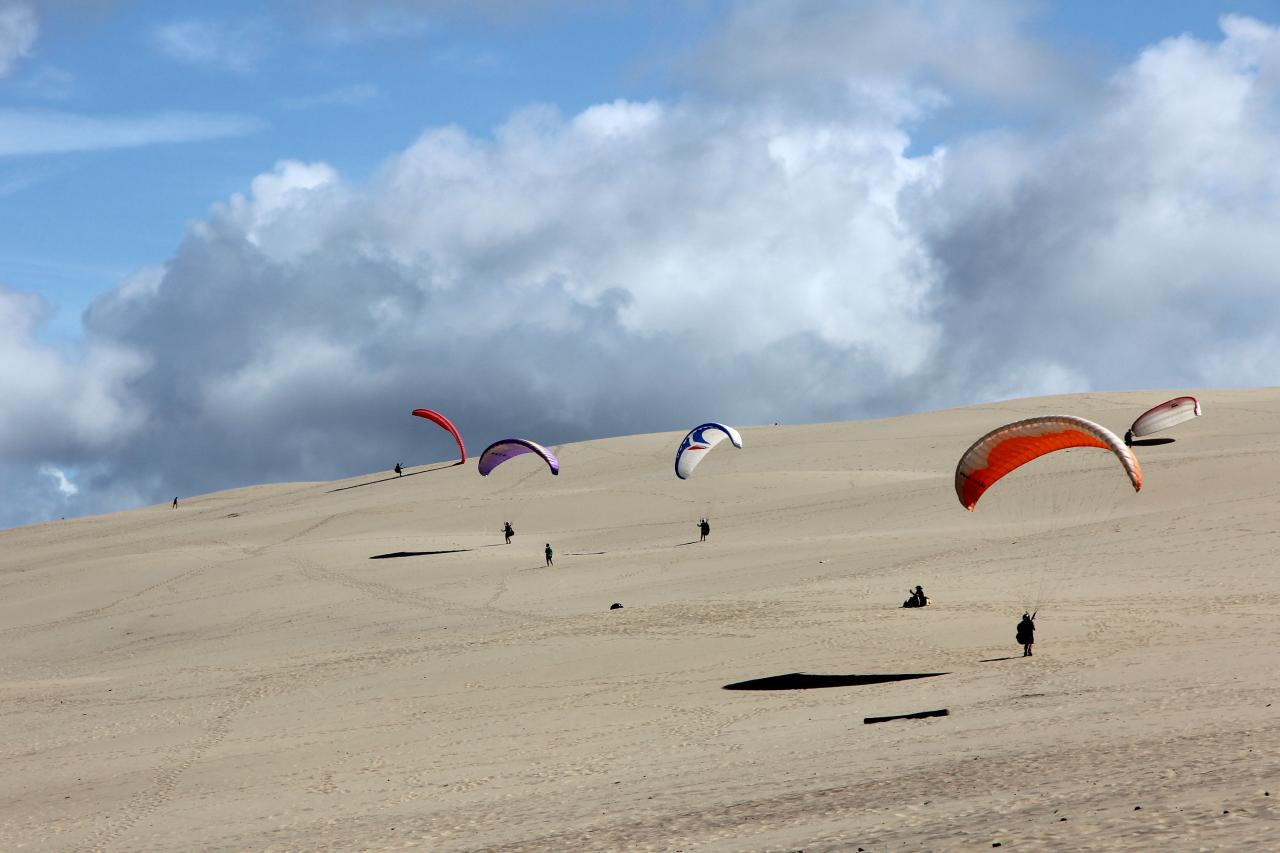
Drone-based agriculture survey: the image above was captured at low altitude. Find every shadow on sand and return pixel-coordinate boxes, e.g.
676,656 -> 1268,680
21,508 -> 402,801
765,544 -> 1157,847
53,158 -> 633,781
328,462 -> 461,493
370,549 -> 472,560
675,540 -> 702,547
864,708 -> 949,724
980,656 -> 1021,663
1128,437 -> 1175,447
723,672 -> 947,691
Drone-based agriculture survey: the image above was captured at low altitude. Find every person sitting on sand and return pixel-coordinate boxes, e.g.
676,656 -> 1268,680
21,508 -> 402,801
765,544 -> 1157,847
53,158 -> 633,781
698,518 -> 710,541
503,522 -> 514,545
545,543 -> 554,566
1017,612 -> 1036,656
902,585 -> 928,608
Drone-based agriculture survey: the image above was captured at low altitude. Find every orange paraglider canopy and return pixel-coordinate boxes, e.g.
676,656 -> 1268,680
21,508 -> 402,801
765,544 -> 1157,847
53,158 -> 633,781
411,408 -> 466,464
955,415 -> 1140,511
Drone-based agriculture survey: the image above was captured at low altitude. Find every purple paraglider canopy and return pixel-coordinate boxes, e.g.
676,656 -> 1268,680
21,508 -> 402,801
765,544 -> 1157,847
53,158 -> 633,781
477,439 -> 560,476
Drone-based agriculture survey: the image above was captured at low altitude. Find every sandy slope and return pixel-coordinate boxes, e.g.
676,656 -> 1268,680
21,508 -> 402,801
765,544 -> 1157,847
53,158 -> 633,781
3,389 -> 1279,852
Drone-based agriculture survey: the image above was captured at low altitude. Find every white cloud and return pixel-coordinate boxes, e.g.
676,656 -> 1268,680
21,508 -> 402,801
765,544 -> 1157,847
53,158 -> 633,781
0,286 -> 148,457
0,2 -> 37,78
153,17 -> 267,73
913,14 -> 1280,397
0,108 -> 264,156
39,463 -> 77,495
690,0 -> 1078,113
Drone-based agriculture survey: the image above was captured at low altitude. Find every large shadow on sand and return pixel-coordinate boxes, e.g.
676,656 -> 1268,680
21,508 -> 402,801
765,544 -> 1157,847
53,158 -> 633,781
1128,437 -> 1176,447
370,549 -> 473,560
723,672 -> 947,691
328,462 -> 461,493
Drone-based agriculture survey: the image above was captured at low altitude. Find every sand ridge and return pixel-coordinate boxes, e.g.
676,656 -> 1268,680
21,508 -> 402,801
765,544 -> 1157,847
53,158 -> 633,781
3,389 -> 1279,851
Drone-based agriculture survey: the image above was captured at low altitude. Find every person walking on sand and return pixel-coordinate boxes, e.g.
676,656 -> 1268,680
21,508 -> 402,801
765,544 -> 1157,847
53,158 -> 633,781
172,497 -> 178,509
698,518 -> 710,542
503,522 -> 514,545
1017,612 -> 1036,657
394,463 -> 403,477
545,543 -> 553,566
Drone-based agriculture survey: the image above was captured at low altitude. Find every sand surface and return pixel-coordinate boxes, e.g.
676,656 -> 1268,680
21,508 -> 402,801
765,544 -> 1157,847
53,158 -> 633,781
3,389 -> 1278,851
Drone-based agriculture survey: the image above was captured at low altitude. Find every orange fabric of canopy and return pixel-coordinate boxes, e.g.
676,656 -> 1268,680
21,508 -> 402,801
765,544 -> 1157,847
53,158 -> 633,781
955,416 -> 1141,511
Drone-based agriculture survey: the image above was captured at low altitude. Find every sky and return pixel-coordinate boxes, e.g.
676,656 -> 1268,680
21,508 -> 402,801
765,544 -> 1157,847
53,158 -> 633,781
3,0 -> 1280,528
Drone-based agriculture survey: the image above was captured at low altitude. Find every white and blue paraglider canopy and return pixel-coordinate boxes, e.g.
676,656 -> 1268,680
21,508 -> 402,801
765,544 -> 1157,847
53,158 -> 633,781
674,422 -> 743,480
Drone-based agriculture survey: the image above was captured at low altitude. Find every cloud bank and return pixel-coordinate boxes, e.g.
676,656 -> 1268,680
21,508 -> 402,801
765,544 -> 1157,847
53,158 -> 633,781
5,6 -> 1280,527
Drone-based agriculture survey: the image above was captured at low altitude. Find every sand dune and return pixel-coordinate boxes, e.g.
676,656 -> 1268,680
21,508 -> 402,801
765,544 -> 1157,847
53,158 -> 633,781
4,389 -> 1279,851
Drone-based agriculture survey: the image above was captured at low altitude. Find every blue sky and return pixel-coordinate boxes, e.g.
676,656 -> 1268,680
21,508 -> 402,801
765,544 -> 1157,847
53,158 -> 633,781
4,0 -> 1280,527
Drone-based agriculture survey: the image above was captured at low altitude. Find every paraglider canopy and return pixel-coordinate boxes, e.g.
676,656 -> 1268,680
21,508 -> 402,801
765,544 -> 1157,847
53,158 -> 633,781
411,408 -> 466,464
675,422 -> 743,480
478,438 -> 560,476
1129,396 -> 1201,439
954,415 -> 1141,511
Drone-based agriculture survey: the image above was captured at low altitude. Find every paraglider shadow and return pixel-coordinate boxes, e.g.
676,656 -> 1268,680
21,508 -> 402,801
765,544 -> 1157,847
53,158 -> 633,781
979,656 -> 1021,663
327,462 -> 459,493
675,540 -> 701,547
1128,437 -> 1175,447
864,708 -> 949,724
369,549 -> 472,560
723,672 -> 947,691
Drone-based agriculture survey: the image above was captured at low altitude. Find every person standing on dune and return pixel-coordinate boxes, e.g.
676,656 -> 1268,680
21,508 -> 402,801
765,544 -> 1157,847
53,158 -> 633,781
1017,612 -> 1036,656
698,518 -> 710,541
545,543 -> 554,566
503,522 -> 514,545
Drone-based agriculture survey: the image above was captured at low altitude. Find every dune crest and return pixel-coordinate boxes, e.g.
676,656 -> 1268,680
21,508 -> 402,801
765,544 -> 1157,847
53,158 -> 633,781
4,389 -> 1278,850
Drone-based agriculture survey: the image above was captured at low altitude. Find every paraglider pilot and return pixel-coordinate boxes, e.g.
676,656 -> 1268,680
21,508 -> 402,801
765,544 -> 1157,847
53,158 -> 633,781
503,521 -> 514,545
545,543 -> 554,566
394,463 -> 403,476
698,518 -> 710,541
1017,612 -> 1036,656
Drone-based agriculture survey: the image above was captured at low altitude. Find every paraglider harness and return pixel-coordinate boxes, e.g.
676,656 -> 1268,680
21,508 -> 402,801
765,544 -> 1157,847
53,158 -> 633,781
1016,612 -> 1037,645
